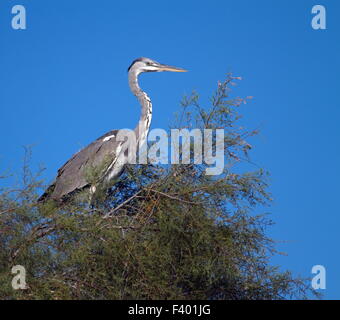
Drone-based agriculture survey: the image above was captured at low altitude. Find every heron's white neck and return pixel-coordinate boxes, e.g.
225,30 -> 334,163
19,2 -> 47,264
128,71 -> 153,146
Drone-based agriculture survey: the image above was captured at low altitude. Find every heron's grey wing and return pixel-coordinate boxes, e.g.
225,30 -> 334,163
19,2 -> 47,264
47,130 -> 120,201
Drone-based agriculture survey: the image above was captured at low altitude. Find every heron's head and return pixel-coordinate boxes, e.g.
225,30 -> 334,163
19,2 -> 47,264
128,57 -> 187,74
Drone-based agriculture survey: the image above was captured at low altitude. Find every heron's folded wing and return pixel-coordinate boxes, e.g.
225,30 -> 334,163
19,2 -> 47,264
49,130 -> 120,201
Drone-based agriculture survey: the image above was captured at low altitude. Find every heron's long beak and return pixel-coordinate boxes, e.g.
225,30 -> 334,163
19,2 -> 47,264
157,64 -> 187,72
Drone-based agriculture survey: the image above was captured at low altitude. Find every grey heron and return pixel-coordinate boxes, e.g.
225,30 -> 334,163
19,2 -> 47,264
39,57 -> 186,203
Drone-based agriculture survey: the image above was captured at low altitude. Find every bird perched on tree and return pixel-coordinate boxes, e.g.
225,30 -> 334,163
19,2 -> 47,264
39,57 -> 186,203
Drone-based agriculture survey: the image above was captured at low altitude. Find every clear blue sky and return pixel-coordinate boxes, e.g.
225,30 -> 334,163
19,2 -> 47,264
0,0 -> 339,299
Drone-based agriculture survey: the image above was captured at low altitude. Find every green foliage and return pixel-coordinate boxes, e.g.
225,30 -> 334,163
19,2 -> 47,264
0,75 -> 316,300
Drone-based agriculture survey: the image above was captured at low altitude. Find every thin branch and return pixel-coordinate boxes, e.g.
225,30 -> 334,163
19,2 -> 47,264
145,188 -> 202,205
11,224 -> 56,260
104,190 -> 142,218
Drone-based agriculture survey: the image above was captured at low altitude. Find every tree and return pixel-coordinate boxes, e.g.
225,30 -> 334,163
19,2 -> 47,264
0,74 -> 316,300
